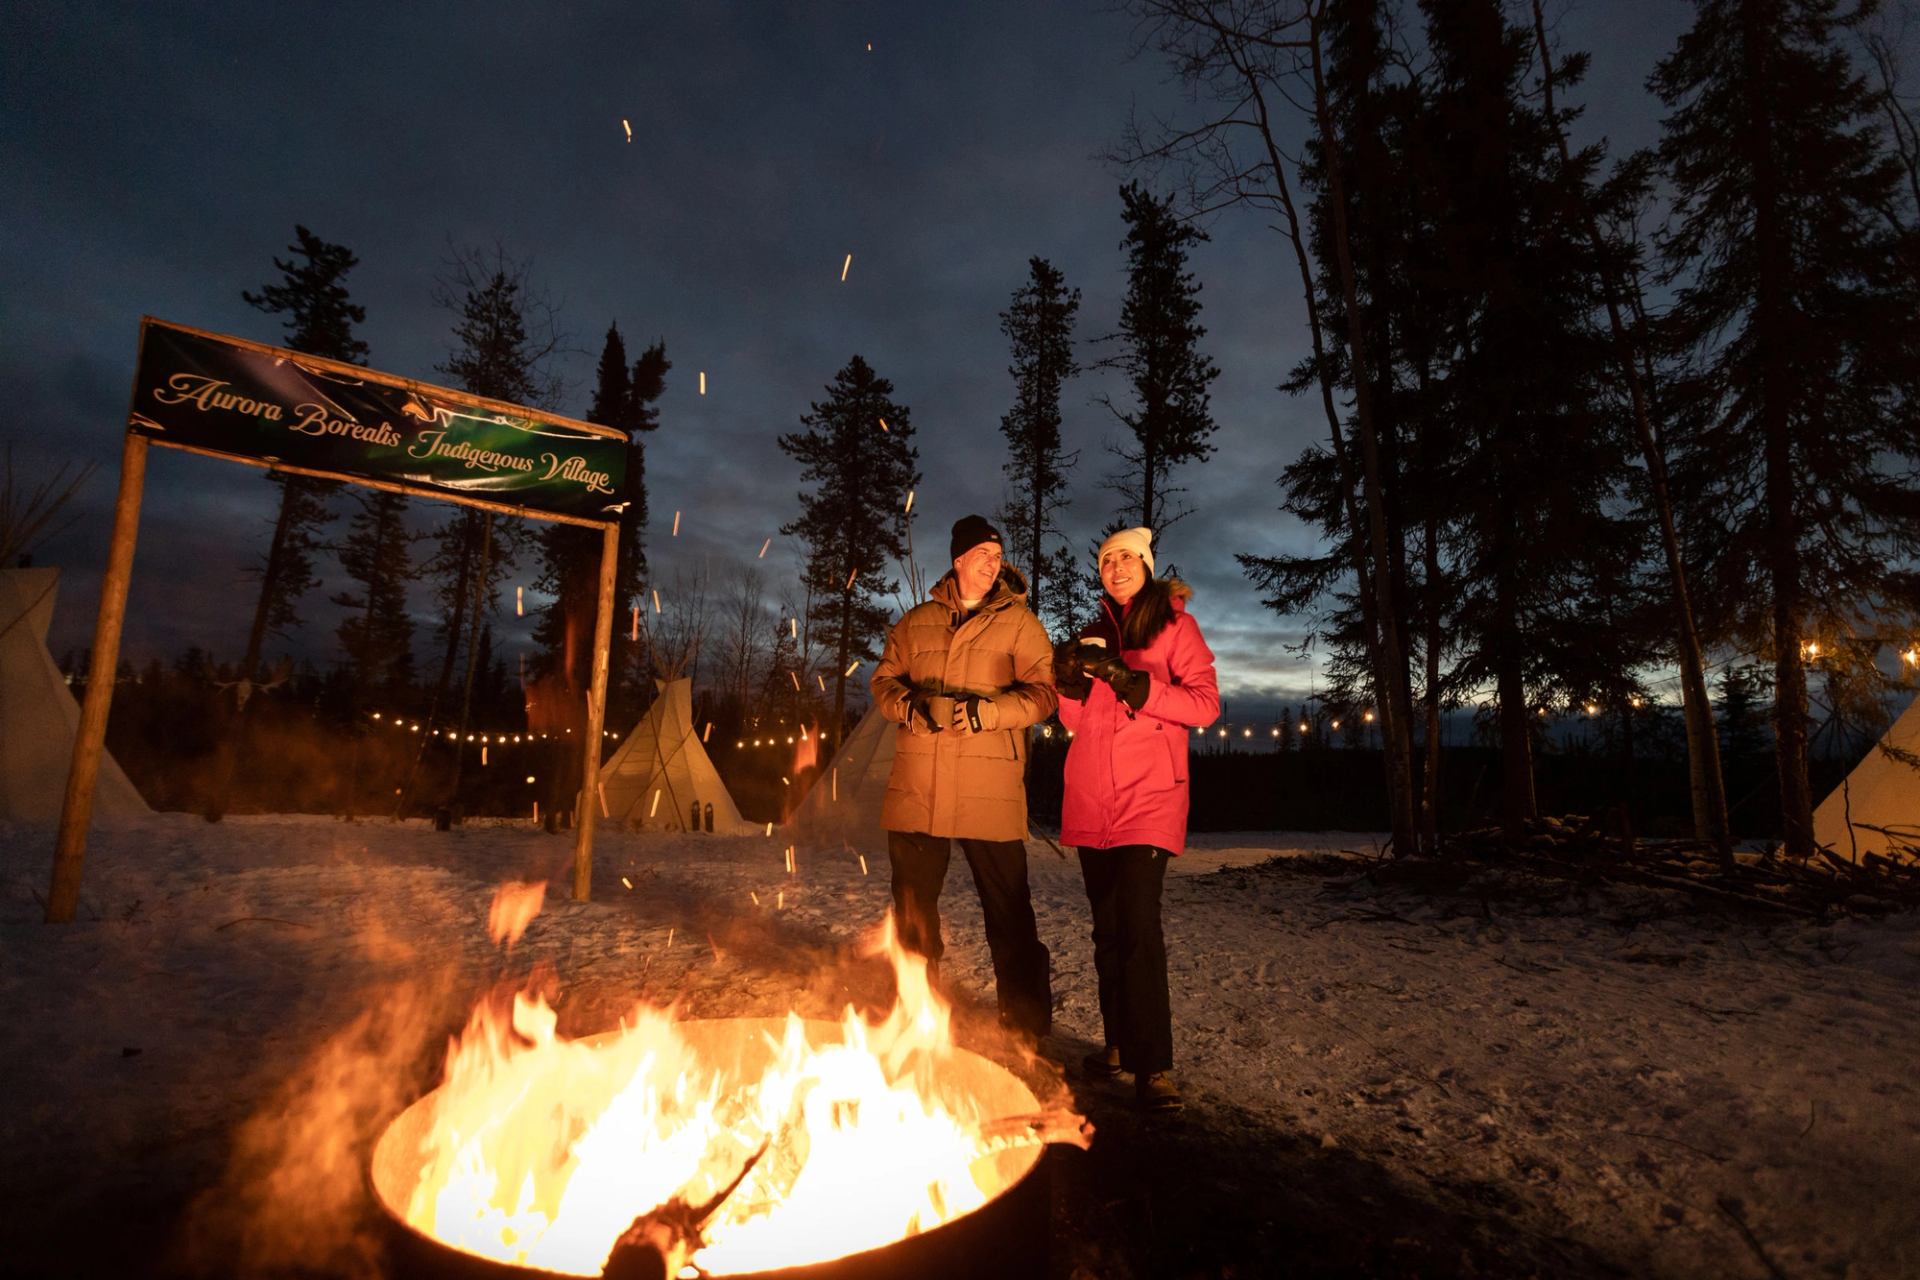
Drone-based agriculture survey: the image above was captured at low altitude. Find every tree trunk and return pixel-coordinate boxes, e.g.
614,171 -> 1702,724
207,475 -> 305,820
1740,0 -> 1815,855
1246,69 -> 1391,780
449,513 -> 495,800
1529,0 -> 1731,861
833,585 -> 853,738
1418,367 -> 1444,856
1307,13 -> 1420,857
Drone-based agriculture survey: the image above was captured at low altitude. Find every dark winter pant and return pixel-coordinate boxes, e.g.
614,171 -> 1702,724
1077,844 -> 1173,1075
886,830 -> 1053,1038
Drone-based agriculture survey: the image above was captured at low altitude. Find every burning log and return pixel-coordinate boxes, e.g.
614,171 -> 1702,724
601,1139 -> 770,1280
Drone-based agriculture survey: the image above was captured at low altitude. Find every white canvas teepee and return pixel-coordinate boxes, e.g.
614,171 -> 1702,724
597,678 -> 756,834
1814,693 -> 1920,861
786,703 -> 895,855
0,568 -> 150,824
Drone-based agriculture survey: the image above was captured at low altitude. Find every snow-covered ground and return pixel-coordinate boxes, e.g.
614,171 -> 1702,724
2,815 -> 1916,1278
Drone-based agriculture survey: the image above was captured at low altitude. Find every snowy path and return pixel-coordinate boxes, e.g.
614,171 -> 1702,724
2,817 -> 1916,1278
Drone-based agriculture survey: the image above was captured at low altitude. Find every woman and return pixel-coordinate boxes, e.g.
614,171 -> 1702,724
1055,526 -> 1219,1111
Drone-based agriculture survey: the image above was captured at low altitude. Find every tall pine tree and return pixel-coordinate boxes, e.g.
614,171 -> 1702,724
1097,183 -> 1221,531
998,256 -> 1081,627
1654,0 -> 1920,854
426,250 -> 554,796
778,356 -> 920,735
216,225 -> 364,819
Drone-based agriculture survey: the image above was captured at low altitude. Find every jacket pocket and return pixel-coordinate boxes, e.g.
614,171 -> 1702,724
958,729 -> 1017,759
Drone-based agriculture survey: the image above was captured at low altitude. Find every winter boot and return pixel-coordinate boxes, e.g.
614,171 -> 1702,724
1135,1072 -> 1183,1112
1081,1045 -> 1123,1080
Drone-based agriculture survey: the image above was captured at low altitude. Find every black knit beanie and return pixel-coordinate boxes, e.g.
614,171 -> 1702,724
949,514 -> 1002,562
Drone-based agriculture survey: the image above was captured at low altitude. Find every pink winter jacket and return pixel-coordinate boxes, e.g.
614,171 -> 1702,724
1057,590 -> 1220,854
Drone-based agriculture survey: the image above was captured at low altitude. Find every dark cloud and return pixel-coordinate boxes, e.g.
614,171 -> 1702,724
4,1 -> 1746,715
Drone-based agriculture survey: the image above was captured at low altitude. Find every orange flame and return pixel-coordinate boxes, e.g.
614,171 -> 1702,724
486,880 -> 546,949
389,915 -> 1089,1277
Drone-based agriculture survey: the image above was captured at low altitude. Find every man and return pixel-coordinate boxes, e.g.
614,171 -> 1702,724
870,514 -> 1058,1038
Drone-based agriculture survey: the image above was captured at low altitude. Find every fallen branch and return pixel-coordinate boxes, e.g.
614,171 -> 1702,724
1716,1195 -> 1788,1280
214,915 -> 317,931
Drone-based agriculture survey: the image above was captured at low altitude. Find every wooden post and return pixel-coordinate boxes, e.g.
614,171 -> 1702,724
572,523 -> 620,901
47,432 -> 149,923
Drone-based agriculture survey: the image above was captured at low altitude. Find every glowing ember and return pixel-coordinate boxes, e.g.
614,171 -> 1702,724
375,916 -> 1088,1278
841,253 -> 852,282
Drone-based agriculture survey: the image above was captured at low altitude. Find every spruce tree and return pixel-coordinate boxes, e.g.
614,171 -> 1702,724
535,325 -> 626,712
1415,0 -> 1642,834
331,490 -> 416,705
219,225 -> 365,819
778,356 -> 920,735
1097,183 -> 1221,531
1654,0 -> 1920,854
621,338 -> 669,708
425,251 -> 554,797
998,256 -> 1081,625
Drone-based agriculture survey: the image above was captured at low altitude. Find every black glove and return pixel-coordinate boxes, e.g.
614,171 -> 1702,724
1052,641 -> 1094,702
1084,652 -> 1151,712
905,689 -> 944,733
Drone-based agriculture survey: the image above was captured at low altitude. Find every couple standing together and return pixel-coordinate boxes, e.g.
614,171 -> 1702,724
870,515 -> 1220,1111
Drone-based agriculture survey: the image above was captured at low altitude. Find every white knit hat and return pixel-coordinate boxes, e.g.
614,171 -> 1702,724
1097,526 -> 1155,577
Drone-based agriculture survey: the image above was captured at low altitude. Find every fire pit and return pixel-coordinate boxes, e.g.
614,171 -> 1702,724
368,920 -> 1087,1279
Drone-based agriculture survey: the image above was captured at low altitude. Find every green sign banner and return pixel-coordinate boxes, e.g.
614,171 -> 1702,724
128,319 -> 628,524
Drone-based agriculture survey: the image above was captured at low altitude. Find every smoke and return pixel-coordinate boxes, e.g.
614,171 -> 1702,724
174,973 -> 457,1277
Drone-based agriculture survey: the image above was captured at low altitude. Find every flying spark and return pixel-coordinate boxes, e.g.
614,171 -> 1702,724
841,253 -> 852,282
759,538 -> 771,558
858,854 -> 868,876
652,588 -> 661,613
878,417 -> 889,432
622,118 -> 632,141
844,659 -> 859,676
515,586 -> 523,616
903,489 -> 914,514
699,371 -> 706,395
672,510 -> 680,536
649,789 -> 661,817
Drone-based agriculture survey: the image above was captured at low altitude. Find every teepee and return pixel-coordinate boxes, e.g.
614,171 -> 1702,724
787,703 -> 895,855
596,678 -> 756,834
1,568 -> 150,824
1814,693 -> 1920,861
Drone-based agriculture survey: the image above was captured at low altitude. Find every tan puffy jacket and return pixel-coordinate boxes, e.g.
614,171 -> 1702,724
870,566 -> 1058,840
